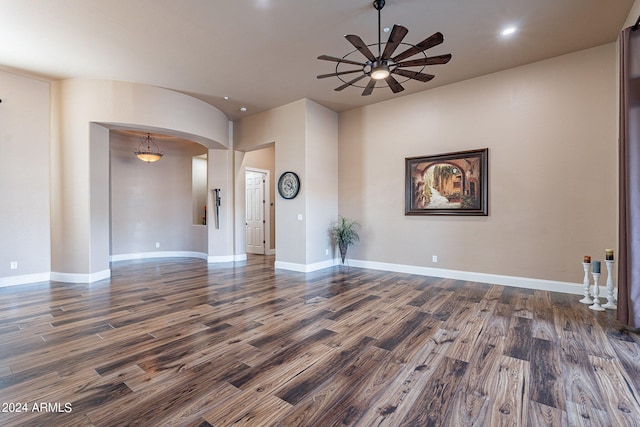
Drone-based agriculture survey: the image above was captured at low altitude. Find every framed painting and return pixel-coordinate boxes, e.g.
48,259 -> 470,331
405,148 -> 488,216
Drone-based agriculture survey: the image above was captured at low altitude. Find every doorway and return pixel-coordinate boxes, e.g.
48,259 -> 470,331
245,168 -> 270,254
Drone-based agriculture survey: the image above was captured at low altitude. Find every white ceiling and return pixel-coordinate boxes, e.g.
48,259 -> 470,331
0,0 -> 634,121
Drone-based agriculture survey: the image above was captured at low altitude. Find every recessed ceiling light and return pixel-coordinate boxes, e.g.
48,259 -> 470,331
240,107 -> 247,112
501,26 -> 517,37
383,27 -> 390,33
223,96 -> 229,100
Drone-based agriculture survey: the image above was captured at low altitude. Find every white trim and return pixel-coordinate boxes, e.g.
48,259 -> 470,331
275,257 -> 584,295
347,259 -> 583,295
208,254 -> 247,263
110,251 -> 208,262
50,269 -> 111,284
275,258 -> 336,273
0,272 -> 51,288
0,258 -> 589,295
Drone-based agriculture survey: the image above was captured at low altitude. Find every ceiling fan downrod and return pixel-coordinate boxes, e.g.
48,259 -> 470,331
373,0 -> 385,58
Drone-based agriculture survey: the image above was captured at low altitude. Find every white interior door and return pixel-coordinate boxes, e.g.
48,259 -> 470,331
246,171 -> 265,254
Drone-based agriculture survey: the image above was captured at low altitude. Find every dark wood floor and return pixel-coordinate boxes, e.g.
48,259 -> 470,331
0,255 -> 639,426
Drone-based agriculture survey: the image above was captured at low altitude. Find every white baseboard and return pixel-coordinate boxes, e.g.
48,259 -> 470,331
111,251 -> 248,264
50,269 -> 111,284
110,251 -> 208,262
0,272 -> 51,288
347,259 -> 584,295
0,257 -> 589,296
208,254 -> 247,263
275,257 -> 585,295
275,258 -> 336,273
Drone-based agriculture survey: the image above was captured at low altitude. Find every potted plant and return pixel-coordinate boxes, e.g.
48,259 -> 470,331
330,215 -> 360,264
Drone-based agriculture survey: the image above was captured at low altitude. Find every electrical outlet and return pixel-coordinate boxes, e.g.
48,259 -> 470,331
156,242 -> 160,248
10,261 -> 18,270
325,249 -> 329,256
432,255 -> 438,263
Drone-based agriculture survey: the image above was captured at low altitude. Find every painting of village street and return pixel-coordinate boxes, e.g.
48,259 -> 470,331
405,148 -> 488,215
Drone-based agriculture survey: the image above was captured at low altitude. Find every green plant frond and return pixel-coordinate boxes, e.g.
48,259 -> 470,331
330,215 -> 360,246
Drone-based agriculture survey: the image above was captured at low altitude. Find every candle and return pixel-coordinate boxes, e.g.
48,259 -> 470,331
605,249 -> 614,261
592,260 -> 601,273
584,256 -> 591,263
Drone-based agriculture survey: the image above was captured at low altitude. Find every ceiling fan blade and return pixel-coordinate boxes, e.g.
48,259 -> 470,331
335,73 -> 368,91
381,25 -> 409,60
318,54 -> 366,67
392,32 -> 444,62
317,69 -> 363,79
385,75 -> 405,93
392,68 -> 435,82
362,78 -> 377,96
396,54 -> 452,68
345,34 -> 377,62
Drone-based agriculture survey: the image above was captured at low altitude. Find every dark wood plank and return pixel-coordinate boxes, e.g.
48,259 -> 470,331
529,337 -> 566,410
504,316 -> 533,361
275,336 -> 375,405
276,346 -> 389,425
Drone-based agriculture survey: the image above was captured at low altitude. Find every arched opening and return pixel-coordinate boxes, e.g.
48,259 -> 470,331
108,128 -> 211,262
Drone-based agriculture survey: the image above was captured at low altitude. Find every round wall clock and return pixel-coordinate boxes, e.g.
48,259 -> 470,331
278,171 -> 300,199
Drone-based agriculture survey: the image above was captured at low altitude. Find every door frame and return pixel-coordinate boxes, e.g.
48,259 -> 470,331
245,167 -> 272,255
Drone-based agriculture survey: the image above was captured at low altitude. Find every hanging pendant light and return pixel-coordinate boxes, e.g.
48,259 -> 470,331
134,133 -> 164,163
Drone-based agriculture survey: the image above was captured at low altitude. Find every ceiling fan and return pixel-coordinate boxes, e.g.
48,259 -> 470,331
317,0 -> 452,96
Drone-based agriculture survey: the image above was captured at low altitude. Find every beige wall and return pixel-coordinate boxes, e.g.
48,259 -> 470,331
305,101 -> 339,264
90,124 -> 111,273
234,99 -> 338,268
339,44 -> 618,284
0,70 -> 50,280
208,146 -> 236,260
110,133 -> 208,256
235,100 -> 307,264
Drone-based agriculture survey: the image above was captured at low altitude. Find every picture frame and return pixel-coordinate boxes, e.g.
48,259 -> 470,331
405,148 -> 488,216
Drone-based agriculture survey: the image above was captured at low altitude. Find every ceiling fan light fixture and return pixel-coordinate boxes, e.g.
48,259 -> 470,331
370,63 -> 390,80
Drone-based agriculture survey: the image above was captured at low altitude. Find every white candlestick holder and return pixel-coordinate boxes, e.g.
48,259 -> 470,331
579,262 -> 593,304
602,259 -> 617,309
589,272 -> 605,311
